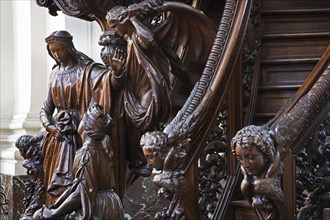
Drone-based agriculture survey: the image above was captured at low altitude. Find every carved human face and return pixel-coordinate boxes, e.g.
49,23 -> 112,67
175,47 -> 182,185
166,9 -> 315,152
235,144 -> 268,178
143,147 -> 164,170
107,7 -> 131,37
48,43 -> 70,65
108,20 -> 131,37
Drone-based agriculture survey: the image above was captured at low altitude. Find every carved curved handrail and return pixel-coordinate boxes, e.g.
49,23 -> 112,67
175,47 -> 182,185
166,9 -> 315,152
164,0 -> 254,173
268,45 -> 330,130
155,0 -> 254,218
269,45 -> 330,153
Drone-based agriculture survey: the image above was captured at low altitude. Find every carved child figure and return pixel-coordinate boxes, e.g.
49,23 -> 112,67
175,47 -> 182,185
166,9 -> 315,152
33,103 -> 124,220
231,125 -> 287,220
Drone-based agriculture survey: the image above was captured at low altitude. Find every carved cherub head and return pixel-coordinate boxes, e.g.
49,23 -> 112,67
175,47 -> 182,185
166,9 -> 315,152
231,125 -> 275,178
140,131 -> 169,170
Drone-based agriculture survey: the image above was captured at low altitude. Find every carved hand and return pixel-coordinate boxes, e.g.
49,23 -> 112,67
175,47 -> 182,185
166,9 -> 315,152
253,178 -> 277,197
32,205 -> 55,220
46,124 -> 64,142
109,48 -> 126,75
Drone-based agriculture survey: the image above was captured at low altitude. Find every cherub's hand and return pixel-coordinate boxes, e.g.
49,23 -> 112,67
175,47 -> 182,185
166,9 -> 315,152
109,48 -> 126,74
253,178 -> 276,196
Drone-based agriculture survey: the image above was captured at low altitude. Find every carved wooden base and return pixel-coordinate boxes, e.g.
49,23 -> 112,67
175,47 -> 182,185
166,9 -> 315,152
0,174 -> 31,220
1,173 -> 166,220
231,200 -> 258,220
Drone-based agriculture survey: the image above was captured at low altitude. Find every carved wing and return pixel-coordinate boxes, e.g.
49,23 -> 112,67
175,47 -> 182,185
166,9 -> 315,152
152,1 -> 217,66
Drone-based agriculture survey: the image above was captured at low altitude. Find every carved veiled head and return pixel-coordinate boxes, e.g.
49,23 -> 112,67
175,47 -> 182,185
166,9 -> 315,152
141,131 -> 169,170
45,30 -> 91,65
231,125 -> 275,178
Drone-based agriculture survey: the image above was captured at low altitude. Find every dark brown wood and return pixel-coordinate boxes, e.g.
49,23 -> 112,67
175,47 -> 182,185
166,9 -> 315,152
16,0 -> 329,219
33,103 -> 124,219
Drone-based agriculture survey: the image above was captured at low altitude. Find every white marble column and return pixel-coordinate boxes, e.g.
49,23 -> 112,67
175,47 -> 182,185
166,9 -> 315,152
0,0 -> 101,176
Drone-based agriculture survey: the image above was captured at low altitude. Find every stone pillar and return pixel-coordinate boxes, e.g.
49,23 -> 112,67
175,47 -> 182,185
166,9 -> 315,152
0,1 -> 98,219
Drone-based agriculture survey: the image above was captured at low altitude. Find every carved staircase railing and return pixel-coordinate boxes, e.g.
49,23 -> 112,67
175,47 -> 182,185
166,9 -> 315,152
27,0 -> 330,219
229,44 -> 330,220
156,0 -> 255,219
269,45 -> 330,220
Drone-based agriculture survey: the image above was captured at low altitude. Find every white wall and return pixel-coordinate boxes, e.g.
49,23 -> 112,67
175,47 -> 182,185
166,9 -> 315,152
0,1 -> 104,175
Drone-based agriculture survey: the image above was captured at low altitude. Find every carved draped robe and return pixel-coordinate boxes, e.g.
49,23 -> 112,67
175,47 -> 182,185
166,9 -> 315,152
123,33 -> 172,169
41,60 -> 126,205
49,138 -> 124,220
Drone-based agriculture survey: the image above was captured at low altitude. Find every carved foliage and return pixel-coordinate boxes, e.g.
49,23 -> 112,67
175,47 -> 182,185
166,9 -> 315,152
0,186 -> 9,220
242,0 -> 261,122
296,112 -> 330,220
198,113 -> 228,219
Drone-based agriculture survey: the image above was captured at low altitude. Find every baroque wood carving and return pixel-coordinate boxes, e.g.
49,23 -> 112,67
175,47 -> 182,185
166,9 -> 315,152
231,48 -> 330,220
18,0 -> 218,219
17,0 -> 329,219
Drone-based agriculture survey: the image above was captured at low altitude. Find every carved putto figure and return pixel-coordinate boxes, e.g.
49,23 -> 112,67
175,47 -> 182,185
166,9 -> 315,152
141,130 -> 190,193
33,103 -> 124,220
231,125 -> 288,220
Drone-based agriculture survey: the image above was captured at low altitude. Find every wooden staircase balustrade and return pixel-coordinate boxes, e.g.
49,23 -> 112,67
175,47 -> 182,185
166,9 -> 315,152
153,0 -> 255,219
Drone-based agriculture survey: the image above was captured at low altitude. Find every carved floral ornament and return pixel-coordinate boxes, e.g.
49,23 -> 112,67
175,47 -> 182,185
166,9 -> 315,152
35,0 -> 192,30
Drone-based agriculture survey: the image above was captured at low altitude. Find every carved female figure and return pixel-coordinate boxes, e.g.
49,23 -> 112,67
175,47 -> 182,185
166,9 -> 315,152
40,30 -> 126,205
231,125 -> 287,220
33,103 -> 124,220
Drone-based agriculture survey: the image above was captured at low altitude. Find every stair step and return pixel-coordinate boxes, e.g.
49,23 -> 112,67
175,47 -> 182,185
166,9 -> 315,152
262,1 -> 330,11
255,90 -> 295,114
253,113 -> 277,125
261,58 -> 319,65
262,8 -> 330,16
258,85 -> 300,91
262,32 -> 330,40
254,113 -> 277,118
260,39 -> 329,60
